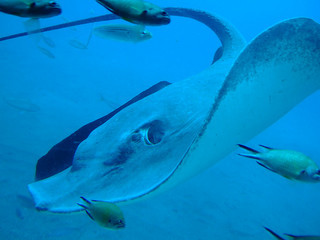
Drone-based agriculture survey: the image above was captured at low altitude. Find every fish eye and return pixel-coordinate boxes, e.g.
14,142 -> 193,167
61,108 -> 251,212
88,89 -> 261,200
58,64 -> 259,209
300,170 -> 306,175
49,1 -> 57,7
161,11 -> 168,16
30,2 -> 36,8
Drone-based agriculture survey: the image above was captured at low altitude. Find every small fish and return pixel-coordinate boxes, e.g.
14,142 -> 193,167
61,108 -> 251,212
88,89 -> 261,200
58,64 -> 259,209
77,197 -> 125,229
237,144 -> 320,182
96,0 -> 170,26
93,24 -> 152,43
15,208 -> 24,220
42,35 -> 55,47
0,0 -> 61,18
3,97 -> 40,112
37,46 -> 55,58
68,39 -> 88,49
265,227 -> 320,240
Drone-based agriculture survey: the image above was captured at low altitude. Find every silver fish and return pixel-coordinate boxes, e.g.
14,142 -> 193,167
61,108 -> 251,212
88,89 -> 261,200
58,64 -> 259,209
93,24 -> 152,43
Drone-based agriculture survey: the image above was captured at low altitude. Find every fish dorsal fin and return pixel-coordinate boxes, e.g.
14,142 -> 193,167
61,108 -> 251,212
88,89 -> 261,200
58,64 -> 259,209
259,144 -> 273,150
284,233 -> 299,239
29,2 -> 36,8
264,227 -> 286,240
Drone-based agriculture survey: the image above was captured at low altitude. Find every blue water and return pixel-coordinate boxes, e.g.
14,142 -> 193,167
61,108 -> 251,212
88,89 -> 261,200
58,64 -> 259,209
0,0 -> 320,239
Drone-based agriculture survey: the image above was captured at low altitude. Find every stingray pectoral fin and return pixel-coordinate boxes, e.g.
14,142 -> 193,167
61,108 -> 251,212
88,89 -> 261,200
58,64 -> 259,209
34,81 -> 171,181
264,227 -> 286,240
164,18 -> 320,187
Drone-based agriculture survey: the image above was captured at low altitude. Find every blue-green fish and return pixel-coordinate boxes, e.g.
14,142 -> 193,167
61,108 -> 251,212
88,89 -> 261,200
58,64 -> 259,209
77,197 -> 125,229
0,0 -> 61,18
238,144 -> 320,182
96,0 -> 170,25
93,24 -> 152,42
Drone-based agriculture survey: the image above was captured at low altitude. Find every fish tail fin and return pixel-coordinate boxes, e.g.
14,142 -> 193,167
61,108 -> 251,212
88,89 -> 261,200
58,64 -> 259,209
237,144 -> 260,153
264,227 -> 286,240
77,203 -> 88,209
237,153 -> 261,160
237,144 -> 261,160
77,197 -> 92,209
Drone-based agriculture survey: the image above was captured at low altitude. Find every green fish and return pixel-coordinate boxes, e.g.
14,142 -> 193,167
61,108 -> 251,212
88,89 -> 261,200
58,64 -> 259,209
0,0 -> 61,18
77,197 -> 125,229
96,0 -> 170,25
265,227 -> 320,240
238,144 -> 320,182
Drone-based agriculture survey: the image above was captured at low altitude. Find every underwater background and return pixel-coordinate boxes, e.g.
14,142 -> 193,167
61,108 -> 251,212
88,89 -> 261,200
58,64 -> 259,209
0,0 -> 320,239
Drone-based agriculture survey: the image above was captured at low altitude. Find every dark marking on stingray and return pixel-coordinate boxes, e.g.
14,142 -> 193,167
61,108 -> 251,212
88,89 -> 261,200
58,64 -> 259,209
105,145 -> 135,166
35,81 -> 171,181
102,167 -> 121,177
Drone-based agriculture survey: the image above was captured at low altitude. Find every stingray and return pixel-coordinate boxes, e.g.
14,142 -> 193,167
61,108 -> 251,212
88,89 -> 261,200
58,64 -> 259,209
17,8 -> 319,212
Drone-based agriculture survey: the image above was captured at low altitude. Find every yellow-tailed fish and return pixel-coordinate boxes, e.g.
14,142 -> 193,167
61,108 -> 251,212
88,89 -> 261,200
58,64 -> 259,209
77,197 -> 125,229
0,0 -> 61,18
96,0 -> 170,26
93,24 -> 152,42
238,144 -> 320,182
265,227 -> 320,240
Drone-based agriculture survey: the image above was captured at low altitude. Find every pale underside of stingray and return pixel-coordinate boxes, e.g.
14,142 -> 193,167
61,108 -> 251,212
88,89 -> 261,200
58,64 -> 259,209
24,8 -> 320,213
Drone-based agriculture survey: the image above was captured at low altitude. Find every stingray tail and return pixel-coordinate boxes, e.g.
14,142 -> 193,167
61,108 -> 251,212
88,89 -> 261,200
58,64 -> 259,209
264,227 -> 286,240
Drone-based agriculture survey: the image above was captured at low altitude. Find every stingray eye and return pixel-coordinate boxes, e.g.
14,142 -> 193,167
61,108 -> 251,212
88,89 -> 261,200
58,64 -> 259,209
141,120 -> 165,145
49,1 -> 57,6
